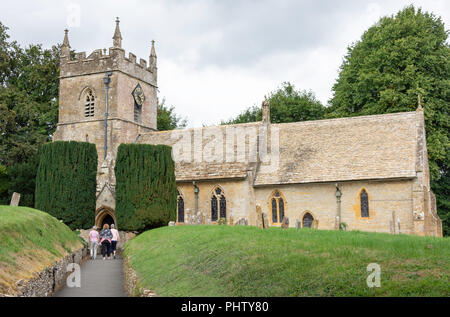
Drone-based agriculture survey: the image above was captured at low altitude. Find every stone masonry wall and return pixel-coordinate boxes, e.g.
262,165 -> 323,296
254,179 -> 415,234
0,247 -> 87,297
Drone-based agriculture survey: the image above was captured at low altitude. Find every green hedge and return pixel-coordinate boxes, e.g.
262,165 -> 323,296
115,144 -> 177,231
35,141 -> 97,230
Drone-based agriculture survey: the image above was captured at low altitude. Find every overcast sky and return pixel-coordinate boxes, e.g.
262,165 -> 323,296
1,0 -> 449,127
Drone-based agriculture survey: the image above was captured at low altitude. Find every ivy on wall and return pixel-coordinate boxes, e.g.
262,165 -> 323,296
35,141 -> 97,230
115,144 -> 177,231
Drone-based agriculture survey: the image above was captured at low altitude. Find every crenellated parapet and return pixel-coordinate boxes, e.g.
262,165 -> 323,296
60,18 -> 157,86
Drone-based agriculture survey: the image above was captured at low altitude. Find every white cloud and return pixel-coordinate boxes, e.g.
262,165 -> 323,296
0,0 -> 448,127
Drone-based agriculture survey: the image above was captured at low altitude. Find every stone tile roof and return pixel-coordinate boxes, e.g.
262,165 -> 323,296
140,111 -> 419,185
175,162 -> 248,181
139,122 -> 260,182
253,111 -> 418,186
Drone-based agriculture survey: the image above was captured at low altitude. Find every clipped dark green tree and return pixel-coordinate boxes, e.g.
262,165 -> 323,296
115,144 -> 177,231
35,141 -> 97,229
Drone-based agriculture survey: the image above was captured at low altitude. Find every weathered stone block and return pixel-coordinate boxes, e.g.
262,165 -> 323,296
10,192 -> 20,206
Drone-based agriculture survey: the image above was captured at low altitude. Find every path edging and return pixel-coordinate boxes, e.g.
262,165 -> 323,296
123,255 -> 157,297
1,247 -> 88,297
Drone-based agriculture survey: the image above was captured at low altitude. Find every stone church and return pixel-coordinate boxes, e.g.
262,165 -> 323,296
53,19 -> 442,237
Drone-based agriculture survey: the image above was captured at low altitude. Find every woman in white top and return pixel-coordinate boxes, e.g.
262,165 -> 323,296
110,224 -> 120,259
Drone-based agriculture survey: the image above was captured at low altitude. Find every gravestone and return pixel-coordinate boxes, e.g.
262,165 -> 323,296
235,218 -> 248,226
281,217 -> 289,229
256,205 -> 263,229
229,216 -> 234,226
295,219 -> 301,229
392,211 -> 397,234
10,192 -> 21,206
312,219 -> 319,229
262,212 -> 269,229
168,221 -> 175,226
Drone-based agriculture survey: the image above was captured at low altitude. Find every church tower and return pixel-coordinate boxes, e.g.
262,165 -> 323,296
53,18 -> 158,227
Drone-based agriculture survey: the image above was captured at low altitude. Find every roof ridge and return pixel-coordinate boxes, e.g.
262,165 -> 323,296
139,121 -> 262,136
271,111 -> 417,127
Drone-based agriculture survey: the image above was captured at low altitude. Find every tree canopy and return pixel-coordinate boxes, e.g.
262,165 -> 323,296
223,82 -> 325,125
0,21 -> 60,206
157,97 -> 187,131
327,6 -> 449,235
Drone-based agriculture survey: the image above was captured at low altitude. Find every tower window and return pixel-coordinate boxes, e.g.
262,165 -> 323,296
84,89 -> 95,117
134,103 -> 142,123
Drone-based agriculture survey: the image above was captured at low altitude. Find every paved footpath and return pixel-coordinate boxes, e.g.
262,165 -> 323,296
55,257 -> 126,297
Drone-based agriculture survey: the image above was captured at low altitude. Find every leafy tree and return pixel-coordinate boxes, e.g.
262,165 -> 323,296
0,21 -> 60,207
223,82 -> 325,124
2,154 -> 39,207
327,6 -> 450,235
157,97 -> 187,131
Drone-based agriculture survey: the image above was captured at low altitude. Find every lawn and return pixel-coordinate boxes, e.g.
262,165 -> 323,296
0,206 -> 83,294
124,225 -> 449,297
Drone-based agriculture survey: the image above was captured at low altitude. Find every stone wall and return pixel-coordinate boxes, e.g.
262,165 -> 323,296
176,179 -> 253,225
254,179 -> 416,234
0,247 -> 87,297
123,255 -> 157,297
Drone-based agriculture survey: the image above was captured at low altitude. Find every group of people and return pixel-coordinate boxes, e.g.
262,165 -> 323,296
88,223 -> 120,260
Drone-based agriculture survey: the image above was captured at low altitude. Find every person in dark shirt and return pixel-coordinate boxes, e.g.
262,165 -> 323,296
99,224 -> 113,260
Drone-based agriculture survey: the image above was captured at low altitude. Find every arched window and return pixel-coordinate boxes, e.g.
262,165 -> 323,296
302,212 -> 314,228
84,89 -> 95,117
177,190 -> 184,223
360,189 -> 369,217
271,190 -> 285,224
211,187 -> 226,222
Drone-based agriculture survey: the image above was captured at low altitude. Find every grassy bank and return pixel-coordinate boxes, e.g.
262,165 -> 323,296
0,206 -> 83,294
124,225 -> 449,297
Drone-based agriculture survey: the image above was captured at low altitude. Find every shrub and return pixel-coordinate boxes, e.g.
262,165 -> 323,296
35,141 -> 97,229
115,144 -> 177,231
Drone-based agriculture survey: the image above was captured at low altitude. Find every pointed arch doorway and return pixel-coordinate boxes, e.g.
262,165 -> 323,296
95,206 -> 117,229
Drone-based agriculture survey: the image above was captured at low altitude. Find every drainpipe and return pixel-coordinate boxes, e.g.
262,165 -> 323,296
103,72 -> 113,160
335,183 -> 342,230
193,181 -> 199,214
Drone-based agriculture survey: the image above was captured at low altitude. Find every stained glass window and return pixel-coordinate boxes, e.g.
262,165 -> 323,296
360,189 -> 369,217
211,195 -> 218,221
279,199 -> 284,222
220,196 -> 226,219
211,187 -> 226,222
177,195 -> 184,222
271,191 -> 285,224
272,198 -> 277,223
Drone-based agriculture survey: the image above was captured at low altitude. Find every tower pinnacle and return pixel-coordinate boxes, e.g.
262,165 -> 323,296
61,29 -> 70,60
262,97 -> 270,124
113,17 -> 122,48
150,40 -> 157,72
417,94 -> 423,111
